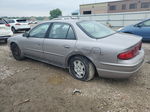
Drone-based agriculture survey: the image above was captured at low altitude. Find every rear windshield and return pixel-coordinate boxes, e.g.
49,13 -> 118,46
77,21 -> 115,39
0,19 -> 6,24
16,20 -> 27,23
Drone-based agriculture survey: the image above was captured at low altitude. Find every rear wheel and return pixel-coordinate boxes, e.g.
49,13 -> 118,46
69,56 -> 95,81
11,27 -> 16,33
11,43 -> 24,60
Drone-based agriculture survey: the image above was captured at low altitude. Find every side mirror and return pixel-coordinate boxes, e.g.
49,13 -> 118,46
23,32 -> 29,37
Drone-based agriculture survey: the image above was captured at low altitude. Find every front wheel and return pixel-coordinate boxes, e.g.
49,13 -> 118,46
11,43 -> 24,60
69,56 -> 95,81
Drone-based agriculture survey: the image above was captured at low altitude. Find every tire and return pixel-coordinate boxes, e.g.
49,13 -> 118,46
11,43 -> 24,60
69,56 -> 95,81
11,27 -> 16,33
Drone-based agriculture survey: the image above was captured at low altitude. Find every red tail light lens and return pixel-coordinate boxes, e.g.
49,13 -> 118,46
118,42 -> 142,60
15,23 -> 21,25
118,50 -> 135,60
5,24 -> 10,27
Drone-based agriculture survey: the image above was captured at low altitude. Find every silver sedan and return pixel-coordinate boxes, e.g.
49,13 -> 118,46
8,20 -> 144,81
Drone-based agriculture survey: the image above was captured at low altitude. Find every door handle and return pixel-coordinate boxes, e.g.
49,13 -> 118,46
64,45 -> 70,49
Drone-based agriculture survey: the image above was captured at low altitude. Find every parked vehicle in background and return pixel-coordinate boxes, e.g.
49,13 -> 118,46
7,19 -> 31,33
119,19 -> 150,42
32,21 -> 38,24
28,20 -> 38,24
0,18 -> 13,42
8,20 -> 144,81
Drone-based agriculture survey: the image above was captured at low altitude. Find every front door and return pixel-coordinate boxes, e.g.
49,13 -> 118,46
21,23 -> 50,59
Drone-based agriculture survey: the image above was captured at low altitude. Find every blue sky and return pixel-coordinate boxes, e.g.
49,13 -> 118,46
0,0 -> 119,17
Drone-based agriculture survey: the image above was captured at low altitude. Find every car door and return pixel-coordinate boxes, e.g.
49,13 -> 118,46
43,22 -> 77,67
21,23 -> 50,59
132,19 -> 150,40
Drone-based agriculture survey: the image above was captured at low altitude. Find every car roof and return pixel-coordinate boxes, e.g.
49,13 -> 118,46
41,19 -> 95,25
45,19 -> 81,24
10,19 -> 27,20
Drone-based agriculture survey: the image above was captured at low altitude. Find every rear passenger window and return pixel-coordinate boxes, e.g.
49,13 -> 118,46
49,23 -> 70,39
48,23 -> 76,39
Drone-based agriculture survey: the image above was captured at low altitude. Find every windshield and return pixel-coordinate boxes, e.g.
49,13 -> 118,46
77,21 -> 115,39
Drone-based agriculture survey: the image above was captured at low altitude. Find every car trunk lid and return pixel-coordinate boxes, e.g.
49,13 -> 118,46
96,33 -> 142,63
97,33 -> 142,50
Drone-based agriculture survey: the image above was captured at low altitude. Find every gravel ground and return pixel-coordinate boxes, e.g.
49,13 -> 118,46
0,39 -> 150,112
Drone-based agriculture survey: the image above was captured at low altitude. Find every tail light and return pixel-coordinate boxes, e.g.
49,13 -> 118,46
118,42 -> 142,60
15,23 -> 21,25
139,41 -> 142,50
5,24 -> 10,27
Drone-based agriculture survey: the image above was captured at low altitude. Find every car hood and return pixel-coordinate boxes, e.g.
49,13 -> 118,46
97,33 -> 142,50
118,25 -> 134,32
124,25 -> 134,29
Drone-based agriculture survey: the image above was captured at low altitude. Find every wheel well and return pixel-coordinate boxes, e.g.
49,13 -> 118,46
67,54 -> 97,72
11,26 -> 16,30
10,42 -> 17,48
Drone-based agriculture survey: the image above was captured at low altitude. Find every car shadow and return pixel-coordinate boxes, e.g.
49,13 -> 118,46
17,57 -> 138,86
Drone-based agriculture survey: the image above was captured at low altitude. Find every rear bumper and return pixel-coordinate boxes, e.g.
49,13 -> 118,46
0,36 -> 11,40
96,50 -> 144,78
16,28 -> 30,31
15,25 -> 31,31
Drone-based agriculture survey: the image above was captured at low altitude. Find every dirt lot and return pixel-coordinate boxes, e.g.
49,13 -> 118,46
0,39 -> 150,112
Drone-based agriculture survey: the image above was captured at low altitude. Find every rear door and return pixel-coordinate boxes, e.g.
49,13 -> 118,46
21,23 -> 51,59
43,22 -> 77,67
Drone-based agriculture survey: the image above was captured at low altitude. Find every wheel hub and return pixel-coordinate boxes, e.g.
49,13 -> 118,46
73,60 -> 85,78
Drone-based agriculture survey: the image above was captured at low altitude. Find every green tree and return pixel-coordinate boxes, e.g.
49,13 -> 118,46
49,8 -> 62,19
